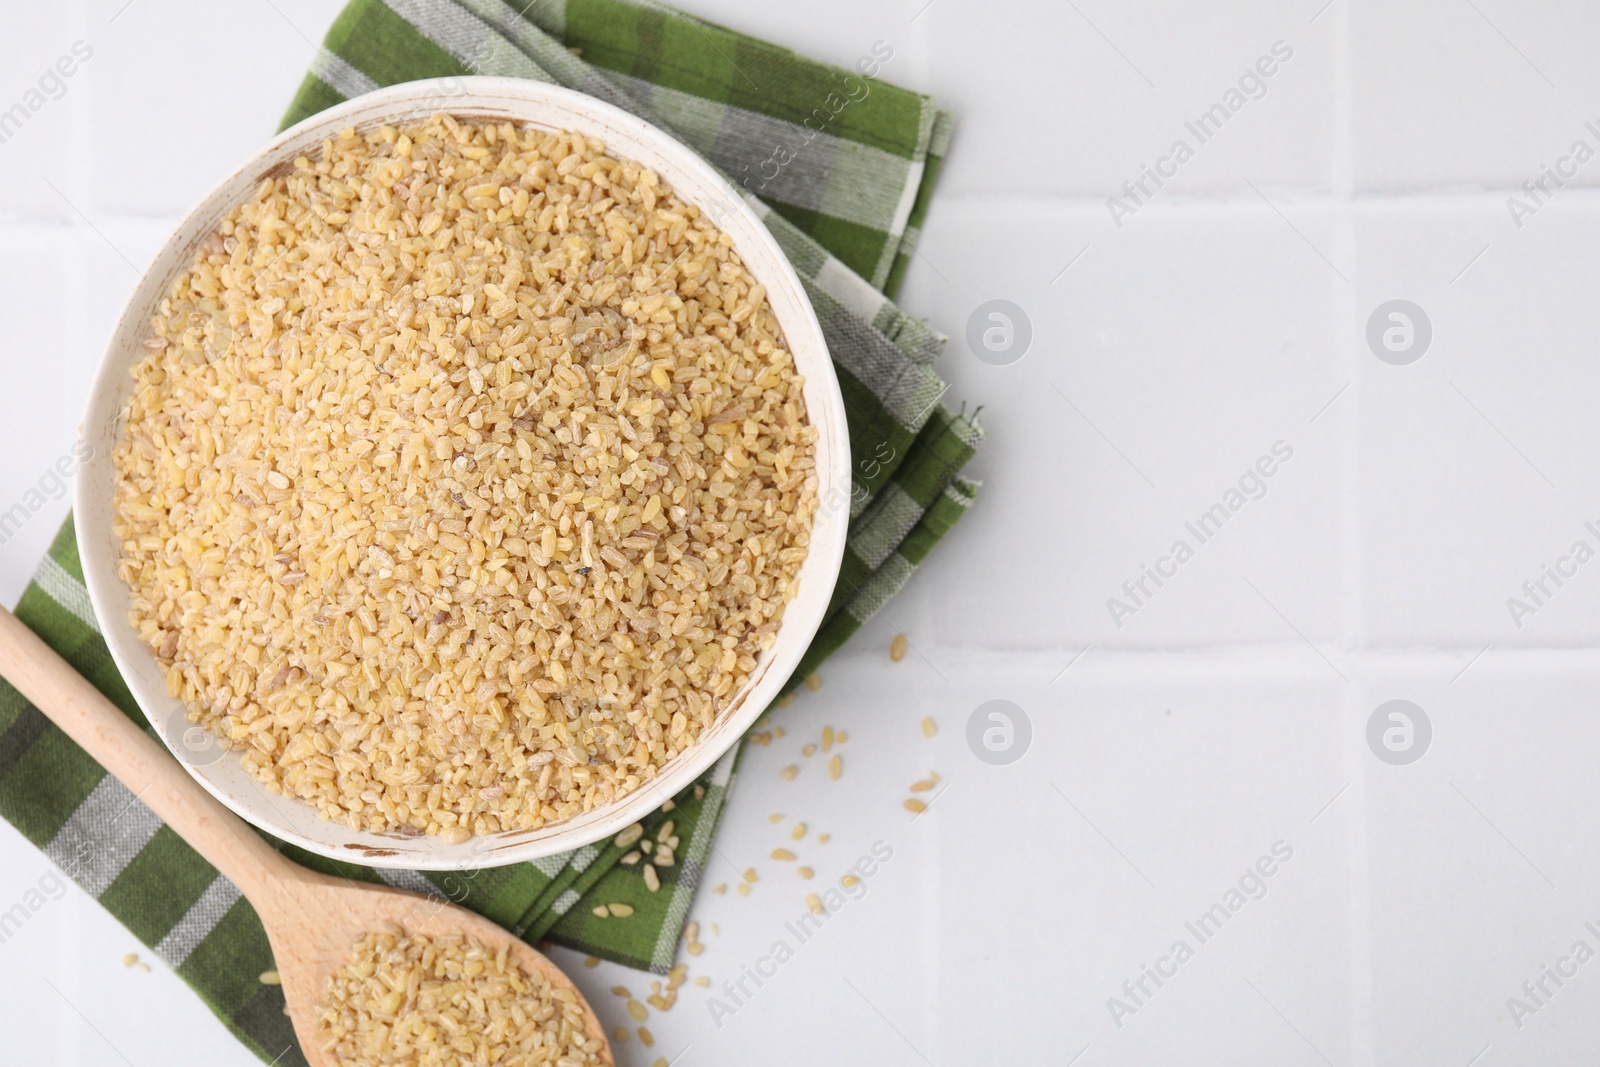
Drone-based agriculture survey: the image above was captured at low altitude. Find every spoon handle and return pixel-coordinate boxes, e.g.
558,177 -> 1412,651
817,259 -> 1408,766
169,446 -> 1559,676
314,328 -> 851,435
0,605 -> 294,900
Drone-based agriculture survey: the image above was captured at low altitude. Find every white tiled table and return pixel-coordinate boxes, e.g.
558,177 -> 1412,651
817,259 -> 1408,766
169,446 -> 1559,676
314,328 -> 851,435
4,2 -> 1600,1063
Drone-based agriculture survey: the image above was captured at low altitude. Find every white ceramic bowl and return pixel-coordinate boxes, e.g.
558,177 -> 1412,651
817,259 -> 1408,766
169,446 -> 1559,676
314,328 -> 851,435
75,78 -> 849,870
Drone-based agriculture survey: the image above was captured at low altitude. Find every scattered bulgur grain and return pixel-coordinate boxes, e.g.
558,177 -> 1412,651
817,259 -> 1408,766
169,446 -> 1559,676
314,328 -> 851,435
817,833 -> 830,844
639,1027 -> 655,1048
687,941 -> 704,957
779,693 -> 796,708
805,673 -> 822,692
609,903 -> 635,918
737,883 -> 752,897
583,956 -> 601,969
805,893 -> 824,915
258,968 -> 281,985
768,813 -> 784,823
841,874 -> 860,888
922,717 -> 938,738
593,906 -> 611,918
112,117 -> 819,839
821,726 -> 834,752
627,999 -> 649,1022
694,976 -> 711,988
122,953 -> 139,968
713,883 -> 727,896
614,1026 -> 630,1043
711,924 -> 720,936
836,731 -> 848,744
644,864 -> 661,892
890,633 -> 908,662
610,985 -> 631,998
801,743 -> 817,758
903,798 -> 927,813
797,866 -> 814,879
828,754 -> 842,780
615,825 -> 645,849
770,848 -> 796,861
780,765 -> 799,780
790,822 -> 807,840
910,778 -> 936,792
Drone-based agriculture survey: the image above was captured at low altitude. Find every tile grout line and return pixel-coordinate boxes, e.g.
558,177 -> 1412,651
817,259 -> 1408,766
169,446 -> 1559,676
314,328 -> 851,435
1326,3 -> 1377,1063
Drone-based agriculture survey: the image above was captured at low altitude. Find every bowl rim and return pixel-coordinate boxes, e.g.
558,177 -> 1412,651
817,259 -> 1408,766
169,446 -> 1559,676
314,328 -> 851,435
74,76 -> 850,870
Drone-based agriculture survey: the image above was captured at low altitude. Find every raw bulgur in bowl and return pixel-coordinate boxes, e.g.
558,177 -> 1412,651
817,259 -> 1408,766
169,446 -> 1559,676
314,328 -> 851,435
75,79 -> 850,869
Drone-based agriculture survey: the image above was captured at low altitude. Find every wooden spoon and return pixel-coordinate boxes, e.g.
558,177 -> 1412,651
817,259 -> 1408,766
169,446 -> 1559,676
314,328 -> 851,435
0,607 -> 613,1066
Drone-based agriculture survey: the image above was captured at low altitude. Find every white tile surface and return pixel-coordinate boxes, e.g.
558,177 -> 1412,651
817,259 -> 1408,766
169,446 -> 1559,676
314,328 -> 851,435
908,198 -> 1347,652
4,1 -> 1600,1065
0,2 -> 91,226
1350,0 -> 1600,192
926,1 -> 1338,200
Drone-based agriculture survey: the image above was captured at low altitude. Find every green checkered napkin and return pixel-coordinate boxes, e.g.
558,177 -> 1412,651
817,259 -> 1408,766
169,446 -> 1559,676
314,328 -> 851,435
0,1 -> 982,1062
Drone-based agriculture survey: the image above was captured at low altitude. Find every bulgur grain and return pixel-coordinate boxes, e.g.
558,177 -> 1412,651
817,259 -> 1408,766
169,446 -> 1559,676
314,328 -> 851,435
112,117 -> 818,838
316,926 -> 603,1066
